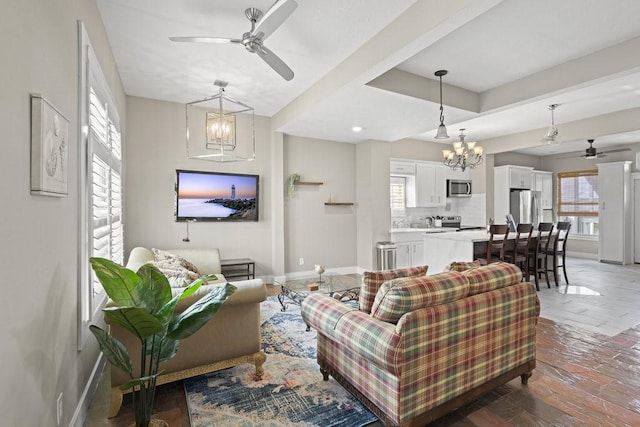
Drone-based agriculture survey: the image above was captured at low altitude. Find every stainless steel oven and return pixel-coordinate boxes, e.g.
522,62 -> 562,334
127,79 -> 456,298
446,179 -> 472,197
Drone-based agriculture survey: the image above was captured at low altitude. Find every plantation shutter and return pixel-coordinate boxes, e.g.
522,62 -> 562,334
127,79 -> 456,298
557,170 -> 598,216
390,176 -> 406,210
88,86 -> 123,294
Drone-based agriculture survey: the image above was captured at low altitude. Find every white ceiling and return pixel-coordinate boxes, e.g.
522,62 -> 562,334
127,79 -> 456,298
96,0 -> 640,157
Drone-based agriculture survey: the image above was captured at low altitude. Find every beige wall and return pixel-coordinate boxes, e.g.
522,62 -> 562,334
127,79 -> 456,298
0,0 -> 125,425
125,96 -> 275,277
284,136 -> 358,273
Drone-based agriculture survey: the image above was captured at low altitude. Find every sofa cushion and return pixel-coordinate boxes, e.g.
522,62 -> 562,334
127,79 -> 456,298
462,262 -> 523,295
444,260 -> 481,272
359,266 -> 428,313
370,272 -> 469,323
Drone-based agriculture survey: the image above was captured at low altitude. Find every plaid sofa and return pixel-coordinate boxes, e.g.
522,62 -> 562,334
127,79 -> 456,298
301,262 -> 540,427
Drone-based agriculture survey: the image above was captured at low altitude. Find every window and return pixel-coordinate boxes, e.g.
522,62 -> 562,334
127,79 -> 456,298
78,22 -> 124,348
390,176 -> 406,210
557,170 -> 598,236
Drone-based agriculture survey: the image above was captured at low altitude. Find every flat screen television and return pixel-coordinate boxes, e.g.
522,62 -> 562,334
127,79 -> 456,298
175,169 -> 259,221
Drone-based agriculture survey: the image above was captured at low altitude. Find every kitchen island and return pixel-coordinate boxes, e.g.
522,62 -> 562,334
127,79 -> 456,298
423,230 -> 496,274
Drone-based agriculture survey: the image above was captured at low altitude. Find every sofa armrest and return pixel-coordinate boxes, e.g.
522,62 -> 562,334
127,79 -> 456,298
302,293 -> 402,374
301,293 -> 358,339
175,278 -> 266,312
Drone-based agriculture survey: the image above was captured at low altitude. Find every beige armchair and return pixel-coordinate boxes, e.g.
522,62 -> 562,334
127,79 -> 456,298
108,247 -> 267,417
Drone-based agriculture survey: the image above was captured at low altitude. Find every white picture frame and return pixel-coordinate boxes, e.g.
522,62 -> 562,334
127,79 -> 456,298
31,94 -> 69,197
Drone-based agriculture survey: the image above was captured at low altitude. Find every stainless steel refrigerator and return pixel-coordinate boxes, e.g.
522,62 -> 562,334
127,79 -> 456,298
508,190 -> 541,230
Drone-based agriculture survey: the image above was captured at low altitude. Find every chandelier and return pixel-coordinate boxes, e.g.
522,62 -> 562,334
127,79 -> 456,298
442,129 -> 483,172
185,80 -> 255,162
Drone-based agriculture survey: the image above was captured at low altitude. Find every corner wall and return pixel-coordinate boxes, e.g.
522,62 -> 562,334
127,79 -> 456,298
284,135 -> 357,274
124,96 -> 275,277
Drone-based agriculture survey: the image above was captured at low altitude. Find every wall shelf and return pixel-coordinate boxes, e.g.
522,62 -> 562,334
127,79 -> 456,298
324,202 -> 354,206
294,181 -> 323,186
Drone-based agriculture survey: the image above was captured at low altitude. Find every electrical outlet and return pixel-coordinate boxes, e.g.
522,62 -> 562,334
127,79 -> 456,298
298,257 -> 304,266
56,392 -> 63,426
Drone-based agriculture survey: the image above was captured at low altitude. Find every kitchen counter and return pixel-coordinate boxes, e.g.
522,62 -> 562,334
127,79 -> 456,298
423,230 -> 505,274
389,227 -> 451,234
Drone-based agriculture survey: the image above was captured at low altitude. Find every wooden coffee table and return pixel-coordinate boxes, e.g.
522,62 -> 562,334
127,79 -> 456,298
278,272 -> 360,312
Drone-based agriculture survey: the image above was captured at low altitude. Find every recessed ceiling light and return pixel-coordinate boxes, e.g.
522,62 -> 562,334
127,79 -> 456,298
352,126 -> 363,132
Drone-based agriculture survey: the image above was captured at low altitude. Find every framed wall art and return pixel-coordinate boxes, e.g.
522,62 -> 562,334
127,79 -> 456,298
31,94 -> 69,197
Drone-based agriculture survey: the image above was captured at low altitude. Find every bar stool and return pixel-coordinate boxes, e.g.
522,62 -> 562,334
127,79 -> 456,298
527,222 -> 554,290
504,223 -> 533,279
545,221 -> 571,286
477,224 -> 510,265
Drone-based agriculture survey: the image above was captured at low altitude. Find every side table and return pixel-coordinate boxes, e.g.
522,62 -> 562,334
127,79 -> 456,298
221,258 -> 255,280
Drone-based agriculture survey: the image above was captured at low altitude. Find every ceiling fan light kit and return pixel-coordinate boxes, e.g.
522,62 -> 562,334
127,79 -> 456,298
434,69 -> 449,139
541,103 -> 561,144
442,128 -> 483,172
169,0 -> 298,80
185,81 -> 255,162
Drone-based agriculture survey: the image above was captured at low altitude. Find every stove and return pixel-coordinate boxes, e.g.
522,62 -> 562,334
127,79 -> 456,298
440,216 -> 461,229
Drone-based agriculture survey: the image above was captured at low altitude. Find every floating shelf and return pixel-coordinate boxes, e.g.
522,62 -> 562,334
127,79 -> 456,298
325,202 -> 354,206
294,181 -> 323,186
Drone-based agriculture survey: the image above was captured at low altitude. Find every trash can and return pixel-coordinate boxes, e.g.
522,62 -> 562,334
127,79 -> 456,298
376,241 -> 397,271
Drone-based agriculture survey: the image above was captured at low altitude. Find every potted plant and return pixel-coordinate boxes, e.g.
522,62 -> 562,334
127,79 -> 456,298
89,257 -> 236,427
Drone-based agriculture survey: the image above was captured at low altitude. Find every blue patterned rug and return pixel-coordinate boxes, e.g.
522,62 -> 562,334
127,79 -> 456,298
184,296 -> 378,427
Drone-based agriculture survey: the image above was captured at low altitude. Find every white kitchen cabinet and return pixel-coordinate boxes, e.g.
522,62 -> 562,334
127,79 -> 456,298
396,242 -> 411,268
394,241 -> 424,268
597,161 -> 632,264
390,160 -> 415,175
411,240 -> 424,266
494,165 -> 534,223
416,163 -> 446,207
533,170 -> 553,209
508,166 -> 532,189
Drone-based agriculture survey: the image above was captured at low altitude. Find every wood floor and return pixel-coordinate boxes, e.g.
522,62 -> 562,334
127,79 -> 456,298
90,315 -> 640,426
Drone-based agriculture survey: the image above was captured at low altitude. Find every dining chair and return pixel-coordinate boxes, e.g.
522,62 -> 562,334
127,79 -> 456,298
504,223 -> 533,280
544,221 -> 571,285
477,224 -> 510,265
527,222 -> 554,290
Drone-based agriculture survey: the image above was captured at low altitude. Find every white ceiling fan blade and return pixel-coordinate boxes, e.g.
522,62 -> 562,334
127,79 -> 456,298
169,36 -> 242,44
252,0 -> 298,41
256,45 -> 294,81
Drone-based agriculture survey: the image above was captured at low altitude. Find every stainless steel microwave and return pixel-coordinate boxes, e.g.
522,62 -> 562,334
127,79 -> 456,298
447,179 -> 472,197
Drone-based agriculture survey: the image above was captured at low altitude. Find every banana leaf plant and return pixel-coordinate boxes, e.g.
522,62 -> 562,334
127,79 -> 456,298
89,257 -> 236,427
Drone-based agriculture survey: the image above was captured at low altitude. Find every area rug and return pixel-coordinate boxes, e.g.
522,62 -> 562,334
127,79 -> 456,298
184,296 -> 378,427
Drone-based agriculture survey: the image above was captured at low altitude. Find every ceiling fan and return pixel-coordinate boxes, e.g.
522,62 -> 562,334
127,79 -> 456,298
541,104 -> 561,144
170,0 -> 298,81
560,139 -> 631,159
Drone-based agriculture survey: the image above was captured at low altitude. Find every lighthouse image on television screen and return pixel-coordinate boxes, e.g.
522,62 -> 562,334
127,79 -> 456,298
175,169 -> 259,221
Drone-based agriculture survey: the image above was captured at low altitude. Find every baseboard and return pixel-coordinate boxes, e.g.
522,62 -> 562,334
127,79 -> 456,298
70,353 -> 106,427
567,251 -> 598,260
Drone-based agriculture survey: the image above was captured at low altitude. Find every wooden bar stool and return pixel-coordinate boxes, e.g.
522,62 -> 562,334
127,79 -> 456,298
504,223 -> 533,279
544,221 -> 571,286
527,222 -> 554,290
477,224 -> 509,265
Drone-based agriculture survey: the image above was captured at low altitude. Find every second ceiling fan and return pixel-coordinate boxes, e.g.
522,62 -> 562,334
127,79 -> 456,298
560,139 -> 631,159
170,0 -> 298,81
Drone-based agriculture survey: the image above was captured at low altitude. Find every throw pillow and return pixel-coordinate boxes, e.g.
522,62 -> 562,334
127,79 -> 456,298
444,260 -> 481,272
149,248 -> 202,288
463,262 -> 522,296
370,272 -> 469,323
359,265 -> 428,314
151,248 -> 201,275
